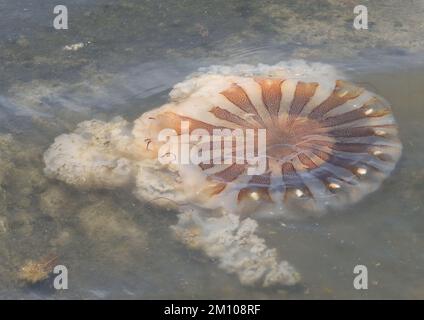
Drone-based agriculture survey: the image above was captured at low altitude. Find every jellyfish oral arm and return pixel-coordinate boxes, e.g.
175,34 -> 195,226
172,210 -> 300,287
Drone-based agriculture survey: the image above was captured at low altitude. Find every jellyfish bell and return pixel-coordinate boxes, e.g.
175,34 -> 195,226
131,66 -> 402,219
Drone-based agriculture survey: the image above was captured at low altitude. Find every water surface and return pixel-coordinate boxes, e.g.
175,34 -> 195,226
1,0 -> 423,299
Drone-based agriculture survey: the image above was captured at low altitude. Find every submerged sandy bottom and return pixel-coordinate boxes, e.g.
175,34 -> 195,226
0,61 -> 423,299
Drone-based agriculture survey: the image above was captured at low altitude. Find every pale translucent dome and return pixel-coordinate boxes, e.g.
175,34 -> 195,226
133,72 -> 402,218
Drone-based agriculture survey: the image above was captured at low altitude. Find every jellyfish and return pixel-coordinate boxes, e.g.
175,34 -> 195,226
43,61 -> 402,287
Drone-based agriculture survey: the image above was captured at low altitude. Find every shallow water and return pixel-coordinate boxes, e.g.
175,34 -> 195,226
1,0 -> 424,299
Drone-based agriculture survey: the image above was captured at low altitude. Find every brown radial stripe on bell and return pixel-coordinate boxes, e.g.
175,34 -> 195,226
209,106 -> 257,128
327,126 -> 377,137
303,138 -> 391,155
313,168 -> 356,188
281,161 -> 313,201
202,182 -> 227,196
210,163 -> 247,182
220,83 -> 266,127
199,162 -> 214,170
308,80 -> 364,120
160,112 -> 225,134
237,187 -> 272,203
248,172 -> 271,186
287,81 -> 319,126
297,152 -> 356,187
298,153 -> 319,169
254,78 -> 284,117
311,149 -> 377,177
311,149 -> 352,172
319,104 -> 391,128
328,124 -> 396,138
